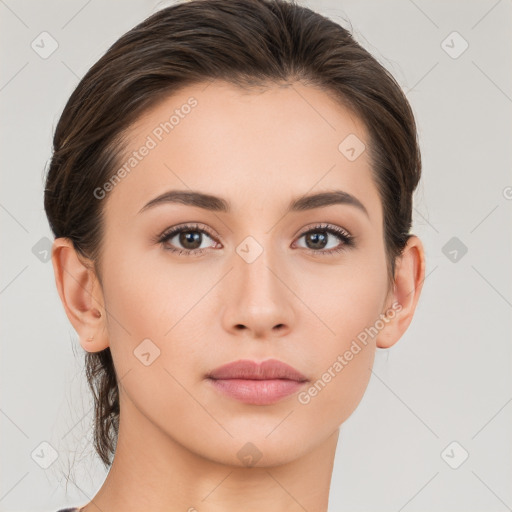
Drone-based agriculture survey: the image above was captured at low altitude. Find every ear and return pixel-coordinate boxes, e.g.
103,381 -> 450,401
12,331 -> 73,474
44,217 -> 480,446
376,235 -> 426,349
51,237 -> 109,352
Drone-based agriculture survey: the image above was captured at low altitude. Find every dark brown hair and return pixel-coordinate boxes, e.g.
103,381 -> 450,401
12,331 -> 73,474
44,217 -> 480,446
44,0 -> 421,468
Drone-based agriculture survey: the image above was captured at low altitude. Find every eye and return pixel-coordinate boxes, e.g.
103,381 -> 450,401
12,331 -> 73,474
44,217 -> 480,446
294,223 -> 355,255
157,223 -> 220,256
156,222 -> 355,257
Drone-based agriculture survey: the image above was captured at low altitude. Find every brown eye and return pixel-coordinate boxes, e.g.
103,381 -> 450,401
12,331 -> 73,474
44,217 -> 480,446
158,223 -> 218,256
175,230 -> 204,250
303,231 -> 329,250
295,224 -> 354,255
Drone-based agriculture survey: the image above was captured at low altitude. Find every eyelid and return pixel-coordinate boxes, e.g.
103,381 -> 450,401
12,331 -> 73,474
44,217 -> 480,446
157,222 -> 221,243
296,223 -> 352,239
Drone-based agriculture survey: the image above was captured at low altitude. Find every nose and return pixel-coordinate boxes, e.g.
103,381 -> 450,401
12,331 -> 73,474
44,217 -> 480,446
220,247 -> 295,339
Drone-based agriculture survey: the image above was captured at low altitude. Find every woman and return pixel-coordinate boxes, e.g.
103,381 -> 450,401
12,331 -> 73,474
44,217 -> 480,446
45,0 -> 425,510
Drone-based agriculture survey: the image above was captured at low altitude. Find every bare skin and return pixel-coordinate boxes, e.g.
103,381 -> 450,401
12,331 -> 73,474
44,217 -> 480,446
52,80 -> 425,512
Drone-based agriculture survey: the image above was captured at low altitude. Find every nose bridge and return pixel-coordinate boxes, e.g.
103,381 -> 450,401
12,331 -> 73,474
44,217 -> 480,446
237,232 -> 284,303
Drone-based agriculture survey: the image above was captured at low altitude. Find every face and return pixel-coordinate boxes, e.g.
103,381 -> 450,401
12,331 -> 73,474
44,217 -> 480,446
96,80 -> 394,466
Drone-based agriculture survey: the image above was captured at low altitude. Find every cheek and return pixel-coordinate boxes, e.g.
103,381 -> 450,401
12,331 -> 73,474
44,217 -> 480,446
294,283 -> 380,430
291,253 -> 387,422
99,242 -> 213,383
295,346 -> 375,439
101,239 -> 198,333
98,251 -> 207,430
295,245 -> 388,344
97,243 -> 160,366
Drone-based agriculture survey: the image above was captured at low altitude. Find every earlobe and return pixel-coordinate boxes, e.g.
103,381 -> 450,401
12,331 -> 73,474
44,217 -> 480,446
51,237 -> 109,352
376,235 -> 426,349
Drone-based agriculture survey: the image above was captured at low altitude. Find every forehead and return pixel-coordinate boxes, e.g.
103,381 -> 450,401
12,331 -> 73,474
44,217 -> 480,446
104,80 -> 382,225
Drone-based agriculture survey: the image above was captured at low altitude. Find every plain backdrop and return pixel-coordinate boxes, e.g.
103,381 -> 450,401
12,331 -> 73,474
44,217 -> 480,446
1,1 -> 511,511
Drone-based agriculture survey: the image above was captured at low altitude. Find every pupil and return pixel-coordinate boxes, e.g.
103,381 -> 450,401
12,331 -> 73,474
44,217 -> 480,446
180,231 -> 201,249
307,232 -> 327,249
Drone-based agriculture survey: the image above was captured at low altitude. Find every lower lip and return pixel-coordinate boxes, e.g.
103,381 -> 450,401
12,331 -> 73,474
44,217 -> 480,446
208,378 -> 307,405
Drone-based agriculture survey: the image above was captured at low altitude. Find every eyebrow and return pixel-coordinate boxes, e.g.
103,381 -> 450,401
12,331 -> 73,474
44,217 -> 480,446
138,189 -> 369,218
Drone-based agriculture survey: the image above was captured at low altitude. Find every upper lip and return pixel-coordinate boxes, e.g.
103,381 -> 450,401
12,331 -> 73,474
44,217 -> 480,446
207,358 -> 309,382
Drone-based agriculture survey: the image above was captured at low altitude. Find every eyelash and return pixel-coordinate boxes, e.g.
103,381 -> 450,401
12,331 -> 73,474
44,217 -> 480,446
156,222 -> 355,257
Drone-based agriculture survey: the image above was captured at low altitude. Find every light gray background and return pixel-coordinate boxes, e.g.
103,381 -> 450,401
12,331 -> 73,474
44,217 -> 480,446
1,1 -> 511,511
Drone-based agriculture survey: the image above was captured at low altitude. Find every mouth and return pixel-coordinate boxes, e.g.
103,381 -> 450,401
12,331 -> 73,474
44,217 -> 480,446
206,358 -> 309,405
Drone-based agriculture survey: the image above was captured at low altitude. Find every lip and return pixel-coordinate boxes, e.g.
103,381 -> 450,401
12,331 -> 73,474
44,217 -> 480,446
206,358 -> 309,405
207,358 -> 309,381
